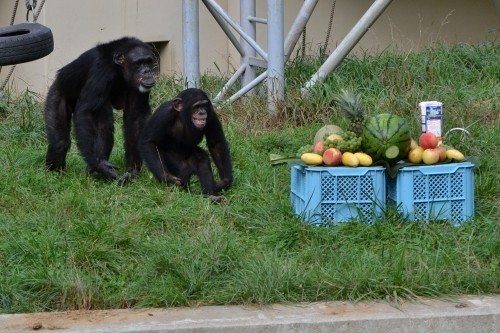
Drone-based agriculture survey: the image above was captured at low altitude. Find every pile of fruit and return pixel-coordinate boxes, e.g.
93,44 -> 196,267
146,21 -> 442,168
297,90 -> 466,167
298,90 -> 412,167
299,130 -> 373,167
408,132 -> 465,164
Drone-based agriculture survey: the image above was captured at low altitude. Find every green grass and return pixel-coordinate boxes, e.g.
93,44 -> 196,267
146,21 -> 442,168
0,42 -> 498,313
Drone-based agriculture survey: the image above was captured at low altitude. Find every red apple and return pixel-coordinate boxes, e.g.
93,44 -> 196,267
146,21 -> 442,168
313,140 -> 324,154
322,148 -> 342,166
419,132 -> 439,150
434,146 -> 446,162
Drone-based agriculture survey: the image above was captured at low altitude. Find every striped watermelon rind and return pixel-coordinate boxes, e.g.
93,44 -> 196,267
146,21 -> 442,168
362,113 -> 411,164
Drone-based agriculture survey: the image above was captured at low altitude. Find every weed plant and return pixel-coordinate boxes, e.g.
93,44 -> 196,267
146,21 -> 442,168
0,42 -> 498,313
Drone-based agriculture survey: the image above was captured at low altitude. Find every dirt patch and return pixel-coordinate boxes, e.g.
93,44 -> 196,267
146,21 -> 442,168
0,308 -> 163,332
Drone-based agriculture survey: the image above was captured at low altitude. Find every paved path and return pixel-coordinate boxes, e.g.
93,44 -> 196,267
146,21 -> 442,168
0,295 -> 498,332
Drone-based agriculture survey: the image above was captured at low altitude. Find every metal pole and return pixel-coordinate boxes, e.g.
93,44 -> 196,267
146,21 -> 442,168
284,0 -> 319,60
301,0 -> 394,95
183,0 -> 200,88
203,0 -> 267,60
214,64 -> 247,102
226,0 -> 317,103
267,0 -> 284,116
240,0 -> 256,91
228,71 -> 267,103
204,1 -> 245,57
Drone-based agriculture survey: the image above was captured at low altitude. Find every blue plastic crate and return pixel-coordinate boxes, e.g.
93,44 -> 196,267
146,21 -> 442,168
290,165 -> 386,225
387,162 -> 474,225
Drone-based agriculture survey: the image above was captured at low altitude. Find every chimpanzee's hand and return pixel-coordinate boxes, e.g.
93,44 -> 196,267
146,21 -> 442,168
117,170 -> 139,186
88,160 -> 119,180
165,175 -> 183,187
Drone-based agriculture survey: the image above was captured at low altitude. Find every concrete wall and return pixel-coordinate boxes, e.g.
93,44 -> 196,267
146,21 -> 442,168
1,0 -> 499,97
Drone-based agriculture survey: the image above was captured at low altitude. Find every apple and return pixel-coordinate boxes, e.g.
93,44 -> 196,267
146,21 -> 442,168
434,146 -> 446,162
313,140 -> 324,154
322,148 -> 342,166
422,148 -> 440,165
408,146 -> 424,164
419,132 -> 439,150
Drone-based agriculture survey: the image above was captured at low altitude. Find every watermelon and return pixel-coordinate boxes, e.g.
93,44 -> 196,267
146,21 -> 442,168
362,113 -> 411,164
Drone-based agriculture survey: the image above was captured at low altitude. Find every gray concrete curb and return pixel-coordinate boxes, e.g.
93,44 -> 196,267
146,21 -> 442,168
1,295 -> 499,333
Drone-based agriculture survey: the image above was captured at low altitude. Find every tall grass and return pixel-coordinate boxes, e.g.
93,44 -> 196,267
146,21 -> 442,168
0,43 -> 498,313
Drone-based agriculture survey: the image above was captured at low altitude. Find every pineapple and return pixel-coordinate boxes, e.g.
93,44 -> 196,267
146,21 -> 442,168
335,90 -> 366,136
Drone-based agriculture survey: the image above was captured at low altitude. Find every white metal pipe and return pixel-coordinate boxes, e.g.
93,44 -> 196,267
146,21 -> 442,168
202,0 -> 267,60
204,1 -> 245,57
182,0 -> 200,88
267,0 -> 285,115
228,71 -> 267,103
302,0 -> 394,95
213,64 -> 247,102
284,0 -> 319,60
240,0 -> 257,91
248,16 -> 267,24
227,0 -> 317,103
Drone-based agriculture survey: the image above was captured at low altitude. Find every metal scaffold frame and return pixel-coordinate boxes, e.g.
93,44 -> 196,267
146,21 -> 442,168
182,0 -> 393,114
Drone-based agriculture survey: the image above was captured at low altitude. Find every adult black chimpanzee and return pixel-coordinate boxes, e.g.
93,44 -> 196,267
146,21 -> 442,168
44,36 -> 155,184
139,88 -> 233,202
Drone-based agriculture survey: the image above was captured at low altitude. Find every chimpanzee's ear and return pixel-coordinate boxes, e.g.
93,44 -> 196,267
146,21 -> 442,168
113,53 -> 125,66
173,98 -> 183,112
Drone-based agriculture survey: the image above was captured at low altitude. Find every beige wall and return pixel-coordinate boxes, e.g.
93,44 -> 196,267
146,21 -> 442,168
1,0 -> 499,97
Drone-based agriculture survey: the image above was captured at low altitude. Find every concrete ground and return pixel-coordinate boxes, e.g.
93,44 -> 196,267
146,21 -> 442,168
0,295 -> 498,333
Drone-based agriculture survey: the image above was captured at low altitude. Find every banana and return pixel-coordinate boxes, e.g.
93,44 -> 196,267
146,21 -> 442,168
446,149 -> 465,161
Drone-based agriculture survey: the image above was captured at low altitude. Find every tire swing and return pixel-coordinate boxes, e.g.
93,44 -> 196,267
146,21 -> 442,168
0,0 -> 53,66
0,22 -> 53,66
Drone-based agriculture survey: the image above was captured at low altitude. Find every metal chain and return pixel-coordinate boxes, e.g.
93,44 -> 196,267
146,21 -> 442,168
10,0 -> 21,25
301,26 -> 306,57
324,0 -> 336,50
34,0 -> 46,21
0,67 -> 16,91
301,0 -> 336,57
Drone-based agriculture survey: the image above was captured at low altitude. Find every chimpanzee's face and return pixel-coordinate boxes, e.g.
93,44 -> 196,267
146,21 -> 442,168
120,46 -> 156,93
191,100 -> 209,130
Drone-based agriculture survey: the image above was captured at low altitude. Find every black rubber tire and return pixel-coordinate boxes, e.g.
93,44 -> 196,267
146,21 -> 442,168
0,23 -> 54,66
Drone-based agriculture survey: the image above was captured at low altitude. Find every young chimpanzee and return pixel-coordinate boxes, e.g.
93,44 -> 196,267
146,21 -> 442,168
139,88 -> 233,202
44,36 -> 155,184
